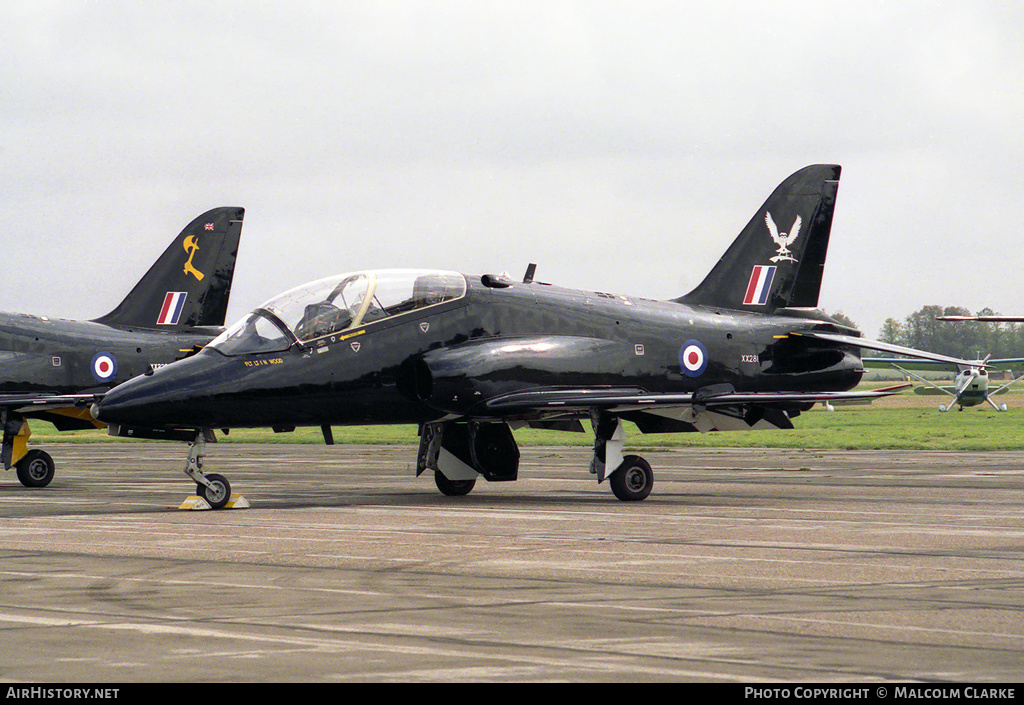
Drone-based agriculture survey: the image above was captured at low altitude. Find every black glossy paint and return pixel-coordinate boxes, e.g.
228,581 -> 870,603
99,166 -> 986,502
0,316 -> 223,399
96,275 -> 864,429
96,166 -> 865,433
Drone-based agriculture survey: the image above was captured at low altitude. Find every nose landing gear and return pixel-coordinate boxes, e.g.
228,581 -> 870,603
183,431 -> 232,509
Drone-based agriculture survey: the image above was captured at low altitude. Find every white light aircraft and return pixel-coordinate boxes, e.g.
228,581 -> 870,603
863,357 -> 1024,412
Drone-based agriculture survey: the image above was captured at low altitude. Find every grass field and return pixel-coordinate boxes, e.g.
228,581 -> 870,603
21,383 -> 1024,452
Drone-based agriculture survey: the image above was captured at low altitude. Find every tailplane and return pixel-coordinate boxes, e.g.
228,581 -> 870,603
94,207 -> 244,330
675,165 -> 840,312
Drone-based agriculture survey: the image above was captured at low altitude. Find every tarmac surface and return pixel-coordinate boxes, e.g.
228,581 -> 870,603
0,442 -> 1022,682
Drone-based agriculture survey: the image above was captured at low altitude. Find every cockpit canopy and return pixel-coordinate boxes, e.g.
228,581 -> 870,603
209,269 -> 466,356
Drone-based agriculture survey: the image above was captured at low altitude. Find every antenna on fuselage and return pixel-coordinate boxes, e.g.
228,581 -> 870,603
523,263 -> 537,284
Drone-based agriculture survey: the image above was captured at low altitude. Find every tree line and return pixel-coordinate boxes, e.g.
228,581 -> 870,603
830,306 -> 1024,360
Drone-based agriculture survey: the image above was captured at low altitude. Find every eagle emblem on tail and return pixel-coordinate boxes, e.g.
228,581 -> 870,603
766,212 -> 801,263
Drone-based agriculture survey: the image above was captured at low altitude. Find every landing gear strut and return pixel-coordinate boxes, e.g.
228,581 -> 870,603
183,431 -> 231,509
418,415 -> 656,501
591,412 -> 654,501
417,421 -> 518,498
2,412 -> 55,488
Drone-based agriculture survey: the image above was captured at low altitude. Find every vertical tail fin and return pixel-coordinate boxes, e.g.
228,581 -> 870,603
675,165 -> 840,312
94,207 -> 244,330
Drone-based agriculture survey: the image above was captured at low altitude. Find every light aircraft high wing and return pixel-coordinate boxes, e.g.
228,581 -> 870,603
0,207 -> 244,487
929,314 -> 1024,410
93,165 -> 978,506
863,357 -> 1024,411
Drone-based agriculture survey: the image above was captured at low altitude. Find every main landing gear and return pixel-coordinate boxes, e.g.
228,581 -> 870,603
417,414 -> 655,501
607,455 -> 654,502
2,412 -> 56,488
591,412 -> 654,501
15,449 -> 56,489
183,431 -> 231,509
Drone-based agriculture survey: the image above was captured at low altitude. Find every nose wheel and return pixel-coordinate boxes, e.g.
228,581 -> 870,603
196,473 -> 231,509
183,431 -> 232,509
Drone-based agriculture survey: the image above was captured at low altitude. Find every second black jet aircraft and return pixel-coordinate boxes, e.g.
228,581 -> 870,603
94,166 -> 971,506
0,206 -> 243,487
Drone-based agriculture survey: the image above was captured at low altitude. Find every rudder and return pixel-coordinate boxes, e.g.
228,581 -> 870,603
94,207 -> 244,330
675,165 -> 840,312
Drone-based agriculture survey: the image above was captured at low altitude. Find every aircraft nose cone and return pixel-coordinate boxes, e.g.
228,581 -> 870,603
93,372 -> 174,426
93,352 -> 224,428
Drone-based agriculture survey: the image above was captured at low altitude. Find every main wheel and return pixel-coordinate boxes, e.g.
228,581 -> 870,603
197,473 -> 231,509
16,449 -> 55,488
609,455 -> 653,501
434,471 -> 476,496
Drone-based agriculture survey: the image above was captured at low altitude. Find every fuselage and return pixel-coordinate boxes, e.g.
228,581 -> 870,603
94,270 -> 865,431
0,311 -> 223,395
954,368 -> 989,406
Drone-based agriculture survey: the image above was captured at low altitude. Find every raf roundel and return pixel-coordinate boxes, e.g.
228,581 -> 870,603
91,352 -> 118,383
679,340 -> 708,377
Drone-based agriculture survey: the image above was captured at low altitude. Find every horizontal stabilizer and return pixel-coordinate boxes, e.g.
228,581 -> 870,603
864,356 -> 1024,373
793,331 -> 982,368
863,357 -> 975,373
913,386 -> 954,396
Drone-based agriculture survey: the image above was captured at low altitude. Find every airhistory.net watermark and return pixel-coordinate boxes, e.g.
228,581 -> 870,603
6,688 -> 119,700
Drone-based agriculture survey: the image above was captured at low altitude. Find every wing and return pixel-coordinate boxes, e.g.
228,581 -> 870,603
986,358 -> 1024,371
482,384 -> 910,434
483,385 -> 908,416
862,357 -> 961,373
0,392 -> 103,414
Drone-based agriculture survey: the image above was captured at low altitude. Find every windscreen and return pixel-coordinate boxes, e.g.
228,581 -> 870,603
208,269 -> 466,355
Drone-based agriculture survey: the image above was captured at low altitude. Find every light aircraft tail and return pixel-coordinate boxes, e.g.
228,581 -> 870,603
675,164 -> 840,312
94,207 -> 244,330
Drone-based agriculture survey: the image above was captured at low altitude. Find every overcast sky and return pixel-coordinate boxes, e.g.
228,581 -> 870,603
2,1 -> 1022,338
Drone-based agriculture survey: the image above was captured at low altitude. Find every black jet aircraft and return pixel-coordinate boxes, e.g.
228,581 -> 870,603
0,206 -> 243,487
94,165 -> 973,507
